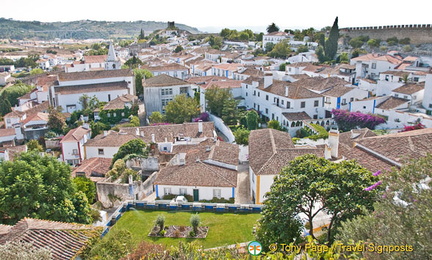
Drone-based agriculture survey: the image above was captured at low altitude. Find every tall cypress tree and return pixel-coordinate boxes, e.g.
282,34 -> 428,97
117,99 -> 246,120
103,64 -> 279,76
324,17 -> 340,61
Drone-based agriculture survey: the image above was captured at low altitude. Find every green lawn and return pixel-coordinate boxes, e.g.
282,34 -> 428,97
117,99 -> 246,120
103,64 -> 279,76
103,210 -> 261,248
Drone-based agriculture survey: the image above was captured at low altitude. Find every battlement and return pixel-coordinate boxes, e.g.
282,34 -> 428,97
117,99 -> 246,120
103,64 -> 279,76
340,24 -> 432,44
341,24 -> 432,31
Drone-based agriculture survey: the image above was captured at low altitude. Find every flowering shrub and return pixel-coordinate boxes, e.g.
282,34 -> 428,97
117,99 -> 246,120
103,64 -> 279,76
332,109 -> 386,131
193,112 -> 210,122
402,123 -> 425,132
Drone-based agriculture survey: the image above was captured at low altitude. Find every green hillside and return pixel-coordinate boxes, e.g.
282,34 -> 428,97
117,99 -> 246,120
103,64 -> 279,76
0,18 -> 201,40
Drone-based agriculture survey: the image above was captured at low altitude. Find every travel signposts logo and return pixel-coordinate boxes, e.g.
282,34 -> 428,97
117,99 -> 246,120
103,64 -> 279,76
248,241 -> 262,256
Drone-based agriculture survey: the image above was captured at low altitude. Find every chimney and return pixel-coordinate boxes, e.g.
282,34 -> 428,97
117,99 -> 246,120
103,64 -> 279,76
140,131 -> 144,137
263,71 -> 273,88
135,128 -> 139,136
198,120 -> 203,133
103,131 -> 108,137
285,86 -> 289,97
82,123 -> 90,129
328,129 -> 340,158
151,133 -> 156,143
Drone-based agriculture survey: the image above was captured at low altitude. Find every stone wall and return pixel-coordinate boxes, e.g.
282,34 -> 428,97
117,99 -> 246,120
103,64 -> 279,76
96,181 -> 146,208
340,24 -> 432,44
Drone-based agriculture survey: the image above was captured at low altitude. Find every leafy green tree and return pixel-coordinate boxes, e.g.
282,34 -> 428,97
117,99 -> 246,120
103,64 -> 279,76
129,116 -> 140,127
26,139 -> 43,152
386,36 -> 399,46
399,37 -> 411,44
246,110 -> 259,130
149,111 -> 164,124
1,81 -> 33,107
268,40 -> 292,59
233,128 -> 250,145
208,35 -> 223,49
79,94 -> 100,111
338,52 -> 349,63
164,94 -> 200,124
73,176 -> 96,203
264,42 -> 275,52
106,159 -> 138,183
173,45 -> 184,53
90,121 -> 109,138
86,229 -> 133,260
155,215 -> 165,232
0,97 -> 12,116
349,38 -> 364,48
367,38 -> 380,48
324,16 -> 340,61
337,155 -> 432,260
267,120 -> 282,130
266,23 -> 280,33
111,139 -> 148,167
257,154 -> 379,248
296,44 -> 309,53
220,28 -> 231,39
221,98 -> 239,125
205,85 -> 233,117
0,151 -> 92,224
133,68 -> 152,97
47,107 -> 66,134
30,68 -> 44,75
124,56 -> 143,69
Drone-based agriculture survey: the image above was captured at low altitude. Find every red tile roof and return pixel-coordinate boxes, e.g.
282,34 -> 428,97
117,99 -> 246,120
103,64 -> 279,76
72,157 -> 112,182
61,126 -> 91,143
0,218 -> 101,260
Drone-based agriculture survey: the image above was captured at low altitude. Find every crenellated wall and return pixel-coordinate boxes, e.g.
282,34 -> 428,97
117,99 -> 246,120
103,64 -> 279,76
340,24 -> 432,44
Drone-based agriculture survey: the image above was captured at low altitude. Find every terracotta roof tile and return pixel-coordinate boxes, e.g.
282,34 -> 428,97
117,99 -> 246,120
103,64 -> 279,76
392,82 -> 424,95
102,94 -> 137,110
54,81 -> 129,95
143,74 -> 190,87
0,218 -> 100,260
72,157 -> 112,181
61,126 -> 91,143
119,122 -> 215,144
375,97 -> 409,110
58,69 -> 132,82
282,112 -> 312,121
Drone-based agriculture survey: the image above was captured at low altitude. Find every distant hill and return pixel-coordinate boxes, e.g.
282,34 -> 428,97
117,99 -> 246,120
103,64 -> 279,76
0,18 -> 201,40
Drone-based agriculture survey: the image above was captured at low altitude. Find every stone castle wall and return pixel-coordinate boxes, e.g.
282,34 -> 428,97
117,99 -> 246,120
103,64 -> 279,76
340,24 -> 432,44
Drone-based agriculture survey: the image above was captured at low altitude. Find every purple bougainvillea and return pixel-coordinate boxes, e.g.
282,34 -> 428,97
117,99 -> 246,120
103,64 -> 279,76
193,112 -> 210,122
332,109 -> 386,131
364,180 -> 382,191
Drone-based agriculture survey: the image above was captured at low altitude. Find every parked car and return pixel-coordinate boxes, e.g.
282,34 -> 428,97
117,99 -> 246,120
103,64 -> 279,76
171,195 -> 188,204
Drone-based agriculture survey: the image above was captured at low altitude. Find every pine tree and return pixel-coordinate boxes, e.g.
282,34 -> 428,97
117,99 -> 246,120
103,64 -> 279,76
324,16 -> 340,61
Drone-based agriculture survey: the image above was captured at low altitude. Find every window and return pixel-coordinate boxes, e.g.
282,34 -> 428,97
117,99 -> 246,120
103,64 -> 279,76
6,119 -> 10,123
253,90 -> 256,96
395,93 -> 399,97
371,63 -> 376,69
179,188 -> 187,195
342,98 -> 346,105
429,104 -> 432,109
313,115 -> 318,119
266,95 -> 269,101
72,149 -> 78,155
180,87 -> 188,94
246,92 -> 248,96
281,100 -> 284,105
258,92 -> 260,97
164,187 -> 172,195
161,88 -> 173,96
286,101 -> 290,108
350,97 -> 354,102
325,97 -> 331,104
404,95 -> 408,99
265,108 -> 268,114
314,100 -> 319,107
98,148 -> 104,155
108,94 -> 111,101
213,189 -> 221,199
301,101 -> 306,108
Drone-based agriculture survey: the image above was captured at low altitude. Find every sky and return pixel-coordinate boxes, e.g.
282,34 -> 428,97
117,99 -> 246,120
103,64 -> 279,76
2,0 -> 431,33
